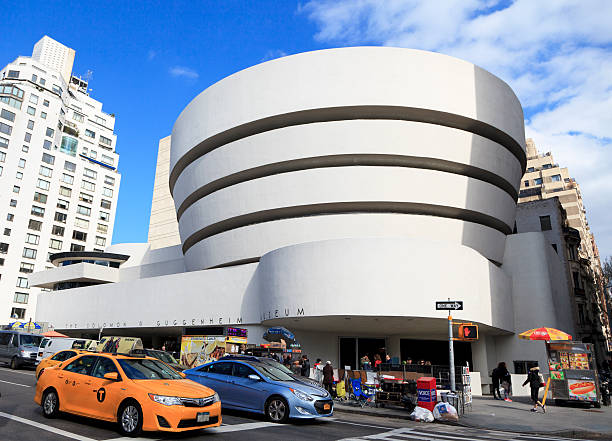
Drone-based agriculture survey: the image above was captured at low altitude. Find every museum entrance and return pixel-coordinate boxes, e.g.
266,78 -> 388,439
339,337 -> 386,370
400,338 -> 473,367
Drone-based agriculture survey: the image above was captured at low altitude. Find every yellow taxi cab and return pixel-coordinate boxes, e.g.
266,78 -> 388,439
36,349 -> 87,379
35,351 -> 221,436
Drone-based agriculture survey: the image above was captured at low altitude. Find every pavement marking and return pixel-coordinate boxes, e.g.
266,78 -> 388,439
208,421 -> 281,433
0,411 -> 97,441
328,417 -> 394,430
0,367 -> 36,376
0,378 -> 32,387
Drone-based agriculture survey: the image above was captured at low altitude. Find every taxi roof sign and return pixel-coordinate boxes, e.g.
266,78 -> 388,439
96,336 -> 144,355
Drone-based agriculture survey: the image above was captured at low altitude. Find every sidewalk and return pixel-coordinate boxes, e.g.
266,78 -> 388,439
334,396 -> 612,439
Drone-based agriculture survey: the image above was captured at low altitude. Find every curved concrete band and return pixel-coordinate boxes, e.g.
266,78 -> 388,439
170,47 -> 526,270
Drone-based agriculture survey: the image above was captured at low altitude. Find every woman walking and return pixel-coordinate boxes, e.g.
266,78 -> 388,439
522,366 -> 546,412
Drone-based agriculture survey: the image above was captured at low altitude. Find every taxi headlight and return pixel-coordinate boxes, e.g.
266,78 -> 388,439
148,394 -> 182,406
211,392 -> 220,403
290,388 -> 314,402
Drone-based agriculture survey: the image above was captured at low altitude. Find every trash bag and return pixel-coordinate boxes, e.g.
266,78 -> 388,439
409,406 -> 435,422
433,402 -> 459,422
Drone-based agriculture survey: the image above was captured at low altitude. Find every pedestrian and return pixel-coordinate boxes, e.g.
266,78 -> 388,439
360,355 -> 371,370
291,360 -> 301,375
323,360 -> 334,396
314,358 -> 324,384
300,354 -> 311,377
373,354 -> 382,370
283,355 -> 292,367
522,366 -> 546,412
498,362 -> 512,402
385,354 -> 392,364
491,363 -> 502,400
406,358 -> 413,365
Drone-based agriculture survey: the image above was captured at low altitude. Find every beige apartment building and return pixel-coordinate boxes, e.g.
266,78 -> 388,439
519,139 -> 611,358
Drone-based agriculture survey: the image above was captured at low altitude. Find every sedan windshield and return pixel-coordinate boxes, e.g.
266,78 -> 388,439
148,350 -> 175,364
118,358 -> 182,380
248,362 -> 294,381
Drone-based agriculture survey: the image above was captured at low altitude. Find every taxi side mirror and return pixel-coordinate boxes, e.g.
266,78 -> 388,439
104,372 -> 119,381
178,371 -> 186,378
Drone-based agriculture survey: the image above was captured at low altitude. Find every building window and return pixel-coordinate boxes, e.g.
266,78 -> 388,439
27,120 -> 34,129
513,360 -> 539,375
79,192 -> 94,204
54,212 -> 67,223
82,180 -> 95,191
527,167 -> 535,173
51,225 -> 65,236
95,236 -> 106,247
104,175 -> 115,186
14,292 -> 29,304
42,153 -> 55,165
73,111 -> 84,122
13,186 -> 19,193
45,127 -> 54,138
31,205 -> 45,217
72,230 -> 87,241
43,99 -> 49,107
7,70 -> 20,78
59,186 -> 72,197
60,136 -> 78,156
25,233 -> 40,245
26,106 -> 35,116
95,116 -> 106,126
0,151 -> 5,162
534,178 -> 543,185
49,239 -> 62,250
573,271 -> 581,288
56,198 -> 69,210
6,213 -> 14,221
16,277 -> 29,288
39,165 -> 53,177
28,219 -> 42,231
16,171 -> 23,179
77,205 -> 91,216
99,211 -> 110,221
578,304 -> 586,324
41,112 -> 47,119
0,121 -> 13,135
0,108 -> 15,122
100,199 -> 111,210
0,242 -> 9,254
90,150 -> 97,159
10,307 -> 26,319
70,243 -> 85,252
539,215 -> 552,231
61,173 -> 74,184
551,243 -> 558,253
102,187 -> 113,197
18,158 -> 26,168
3,228 -> 9,236
551,174 -> 562,182
524,180 -> 529,187
33,192 -> 48,204
97,223 -> 108,234
75,217 -> 90,229
29,94 -> 39,105
9,199 -> 17,207
64,161 -> 76,172
101,154 -> 114,165
21,145 -> 28,152
37,179 -> 50,190
43,139 -> 52,150
99,135 -> 112,146
84,168 -> 97,179
22,247 -> 37,259
19,263 -> 34,274
0,136 -> 8,148
0,257 -> 4,265
85,129 -> 95,138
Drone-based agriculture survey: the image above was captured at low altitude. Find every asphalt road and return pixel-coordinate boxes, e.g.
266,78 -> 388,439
0,365 -> 591,441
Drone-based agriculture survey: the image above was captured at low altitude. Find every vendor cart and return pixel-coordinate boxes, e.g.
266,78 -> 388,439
546,341 -> 601,407
375,374 -> 417,410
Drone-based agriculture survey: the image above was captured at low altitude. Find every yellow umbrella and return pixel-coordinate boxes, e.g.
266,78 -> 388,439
519,327 -> 573,341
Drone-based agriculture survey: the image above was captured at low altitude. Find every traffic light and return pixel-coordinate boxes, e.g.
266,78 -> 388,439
458,324 -> 479,341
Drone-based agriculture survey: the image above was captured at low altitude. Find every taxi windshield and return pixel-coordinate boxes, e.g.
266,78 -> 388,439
118,358 -> 182,380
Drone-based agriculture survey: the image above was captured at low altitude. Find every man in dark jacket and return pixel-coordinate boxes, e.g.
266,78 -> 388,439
300,355 -> 311,377
491,365 -> 502,399
523,366 -> 545,412
323,361 -> 334,395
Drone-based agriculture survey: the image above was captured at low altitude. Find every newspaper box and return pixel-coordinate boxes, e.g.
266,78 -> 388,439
417,377 -> 437,411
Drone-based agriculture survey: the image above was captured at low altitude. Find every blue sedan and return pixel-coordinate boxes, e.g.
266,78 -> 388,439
184,356 -> 332,422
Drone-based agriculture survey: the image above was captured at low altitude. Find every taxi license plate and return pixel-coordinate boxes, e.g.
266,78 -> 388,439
196,412 -> 209,423
323,403 -> 331,410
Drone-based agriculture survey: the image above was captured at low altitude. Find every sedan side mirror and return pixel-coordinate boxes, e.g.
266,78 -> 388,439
248,374 -> 262,381
103,372 -> 119,381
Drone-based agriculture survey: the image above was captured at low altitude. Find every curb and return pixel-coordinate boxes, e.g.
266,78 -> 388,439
333,406 -> 612,440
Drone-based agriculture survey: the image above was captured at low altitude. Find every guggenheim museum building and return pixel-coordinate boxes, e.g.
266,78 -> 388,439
32,47 -> 573,389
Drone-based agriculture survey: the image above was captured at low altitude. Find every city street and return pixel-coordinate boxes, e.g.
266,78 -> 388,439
0,366 -> 595,441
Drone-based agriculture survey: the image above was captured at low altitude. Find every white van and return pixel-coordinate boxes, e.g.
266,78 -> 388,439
36,337 -> 97,363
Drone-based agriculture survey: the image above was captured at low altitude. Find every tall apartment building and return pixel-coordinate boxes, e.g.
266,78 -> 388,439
0,36 -> 120,324
147,136 -> 180,249
519,139 -> 611,357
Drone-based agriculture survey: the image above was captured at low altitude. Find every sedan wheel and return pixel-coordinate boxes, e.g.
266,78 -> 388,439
266,397 -> 289,423
42,390 -> 59,418
119,402 -> 143,436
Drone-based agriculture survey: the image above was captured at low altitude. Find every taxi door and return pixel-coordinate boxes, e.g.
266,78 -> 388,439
81,356 -> 126,421
57,355 -> 99,414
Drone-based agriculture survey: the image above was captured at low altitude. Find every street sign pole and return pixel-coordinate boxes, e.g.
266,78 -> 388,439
448,313 -> 456,392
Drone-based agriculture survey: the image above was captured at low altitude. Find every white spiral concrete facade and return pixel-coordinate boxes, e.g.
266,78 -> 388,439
170,47 -> 526,271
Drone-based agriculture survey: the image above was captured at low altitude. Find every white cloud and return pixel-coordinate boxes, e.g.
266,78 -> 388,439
302,0 -> 612,258
261,49 -> 288,62
169,66 -> 199,79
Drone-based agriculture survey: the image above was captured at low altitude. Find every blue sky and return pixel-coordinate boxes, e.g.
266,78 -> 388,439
3,1 -> 611,259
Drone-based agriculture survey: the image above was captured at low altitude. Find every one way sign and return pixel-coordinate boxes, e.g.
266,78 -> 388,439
436,301 -> 463,310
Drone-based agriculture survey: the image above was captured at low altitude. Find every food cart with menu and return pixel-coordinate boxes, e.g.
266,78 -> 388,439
546,341 -> 601,407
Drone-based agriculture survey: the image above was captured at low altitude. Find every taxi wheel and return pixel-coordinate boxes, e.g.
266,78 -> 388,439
42,389 -> 60,418
118,401 -> 143,437
265,396 -> 289,423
